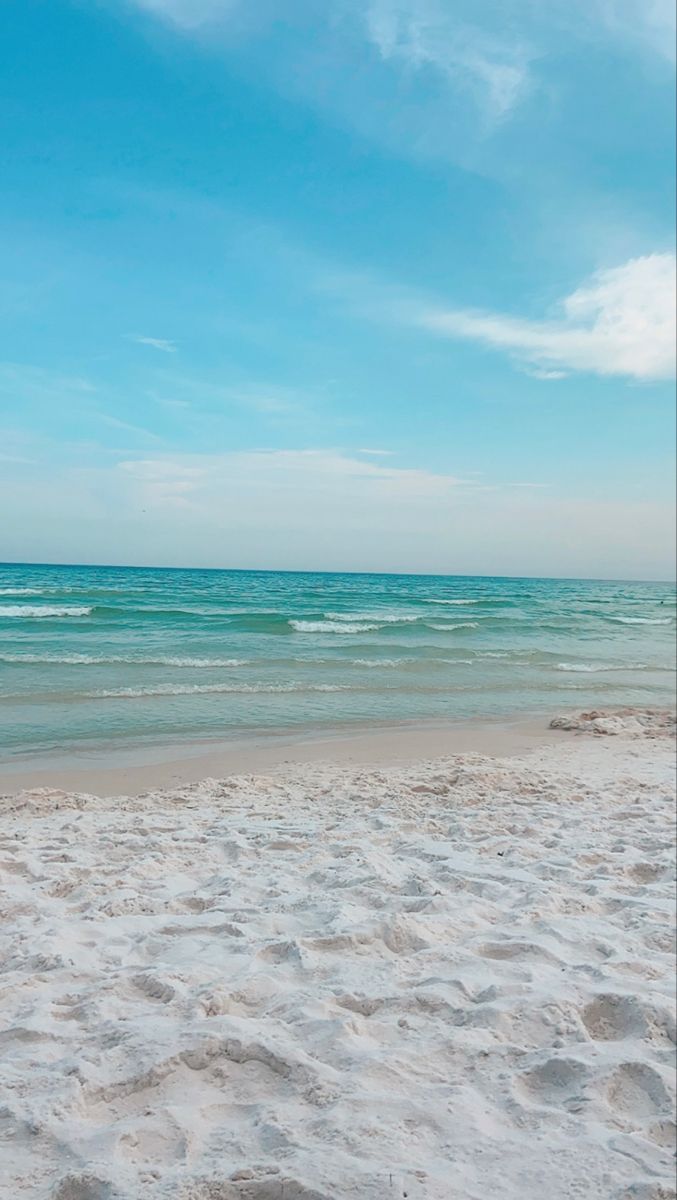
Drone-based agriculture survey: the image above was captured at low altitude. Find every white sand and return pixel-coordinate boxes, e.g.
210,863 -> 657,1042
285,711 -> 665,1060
0,711 -> 675,1200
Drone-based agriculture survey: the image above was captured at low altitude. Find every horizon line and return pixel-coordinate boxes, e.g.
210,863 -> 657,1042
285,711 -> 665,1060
0,560 -> 674,586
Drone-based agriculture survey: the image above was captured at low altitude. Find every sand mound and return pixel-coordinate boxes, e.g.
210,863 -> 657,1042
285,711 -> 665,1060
550,708 -> 676,737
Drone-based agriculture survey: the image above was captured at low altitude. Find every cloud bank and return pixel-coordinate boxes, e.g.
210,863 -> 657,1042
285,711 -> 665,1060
2,447 -> 673,578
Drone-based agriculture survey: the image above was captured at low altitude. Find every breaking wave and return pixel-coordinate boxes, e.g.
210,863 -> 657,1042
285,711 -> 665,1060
0,587 -> 45,595
91,682 -> 350,698
608,616 -> 673,626
0,605 -> 92,618
324,611 -> 421,624
555,661 -> 648,673
290,620 -> 381,634
427,622 -> 479,631
0,653 -> 249,667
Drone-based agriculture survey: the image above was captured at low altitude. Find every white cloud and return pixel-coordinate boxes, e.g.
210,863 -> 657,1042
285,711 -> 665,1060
130,335 -> 177,353
419,254 -> 676,381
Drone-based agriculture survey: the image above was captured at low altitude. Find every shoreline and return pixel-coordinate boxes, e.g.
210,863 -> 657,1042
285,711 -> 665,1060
0,710 -> 575,797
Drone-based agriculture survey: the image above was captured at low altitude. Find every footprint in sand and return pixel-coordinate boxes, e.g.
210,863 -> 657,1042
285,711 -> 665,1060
582,994 -> 675,1045
175,1178 -> 332,1200
626,862 -> 666,884
581,994 -> 647,1041
613,1185 -> 677,1200
516,1057 -> 589,1107
52,1175 -> 113,1200
131,972 -> 176,1003
647,1120 -> 677,1150
605,1062 -> 674,1121
478,940 -> 560,964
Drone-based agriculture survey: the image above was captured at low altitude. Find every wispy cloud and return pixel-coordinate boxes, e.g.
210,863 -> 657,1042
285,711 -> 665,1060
97,413 -> 163,441
222,384 -> 308,416
0,361 -> 95,398
141,367 -> 326,424
523,367 -> 568,381
592,0 -> 676,65
365,0 -> 533,121
118,455 -> 206,506
126,0 -> 533,123
125,0 -> 237,30
118,448 -> 480,511
129,335 -> 178,353
0,452 -> 37,465
122,0 -> 675,142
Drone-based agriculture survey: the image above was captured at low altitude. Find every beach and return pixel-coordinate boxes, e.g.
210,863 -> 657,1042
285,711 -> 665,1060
4,0 -> 676,1193
1,709 -> 675,1200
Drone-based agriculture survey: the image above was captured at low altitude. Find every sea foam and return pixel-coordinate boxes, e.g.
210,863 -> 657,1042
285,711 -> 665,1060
324,611 -> 421,624
608,616 -> 673,625
0,587 -> 45,595
92,682 -> 349,698
0,654 -> 249,667
290,620 -> 381,634
0,605 -> 92,618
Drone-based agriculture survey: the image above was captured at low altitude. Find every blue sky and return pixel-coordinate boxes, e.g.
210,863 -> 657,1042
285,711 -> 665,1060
1,0 -> 675,578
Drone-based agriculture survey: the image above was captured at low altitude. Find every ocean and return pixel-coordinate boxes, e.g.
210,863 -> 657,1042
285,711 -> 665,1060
0,563 -> 674,760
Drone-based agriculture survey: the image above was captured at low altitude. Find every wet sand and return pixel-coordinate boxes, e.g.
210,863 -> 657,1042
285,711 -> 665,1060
0,713 -> 568,797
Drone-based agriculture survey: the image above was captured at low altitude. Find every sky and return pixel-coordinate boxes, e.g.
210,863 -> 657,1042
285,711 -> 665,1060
0,0 -> 675,579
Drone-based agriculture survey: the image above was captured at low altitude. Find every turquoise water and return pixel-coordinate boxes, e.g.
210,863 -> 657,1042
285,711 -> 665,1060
0,563 -> 675,758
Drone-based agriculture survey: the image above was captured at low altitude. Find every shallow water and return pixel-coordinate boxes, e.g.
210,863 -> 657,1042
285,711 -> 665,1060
0,563 -> 674,757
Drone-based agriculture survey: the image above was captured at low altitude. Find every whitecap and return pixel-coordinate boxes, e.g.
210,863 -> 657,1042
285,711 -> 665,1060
427,622 -> 479,631
350,658 -> 408,667
323,611 -> 421,623
555,661 -> 648,673
290,620 -> 381,634
0,587 -> 45,595
0,654 -> 249,667
91,682 -> 349,698
0,605 -> 92,618
608,616 -> 673,625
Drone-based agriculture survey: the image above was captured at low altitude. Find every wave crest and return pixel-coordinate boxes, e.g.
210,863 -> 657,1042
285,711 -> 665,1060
608,616 -> 673,625
91,682 -> 349,698
0,654 -> 249,667
324,611 -> 420,624
0,587 -> 45,595
0,605 -> 92,618
290,620 -> 381,634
